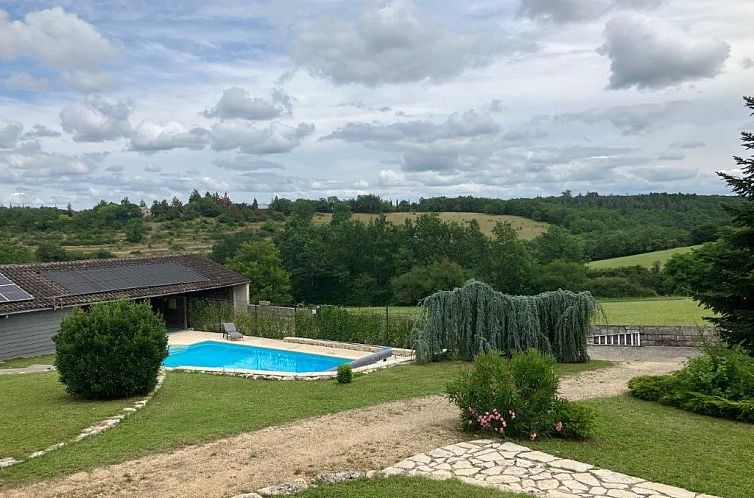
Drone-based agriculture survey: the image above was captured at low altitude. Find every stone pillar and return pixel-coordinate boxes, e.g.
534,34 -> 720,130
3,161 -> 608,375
232,283 -> 250,312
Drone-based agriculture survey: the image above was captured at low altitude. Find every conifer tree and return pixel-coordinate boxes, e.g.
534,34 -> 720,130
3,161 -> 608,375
692,97 -> 754,353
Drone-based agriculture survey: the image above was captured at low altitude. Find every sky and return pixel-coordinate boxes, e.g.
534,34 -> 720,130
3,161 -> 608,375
0,0 -> 752,208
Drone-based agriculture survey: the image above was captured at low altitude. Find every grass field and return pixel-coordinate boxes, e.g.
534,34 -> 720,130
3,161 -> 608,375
355,297 -> 715,326
296,476 -> 526,498
0,360 -> 609,487
0,373 -> 132,460
3,368 -> 751,498
313,212 -> 548,240
534,396 -> 754,498
588,245 -> 703,269
597,297 -> 715,326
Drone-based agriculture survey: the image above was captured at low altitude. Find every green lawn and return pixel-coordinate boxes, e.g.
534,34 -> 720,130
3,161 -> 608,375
588,245 -> 702,269
533,396 -> 754,498
0,354 -> 56,369
0,373 -> 132,460
354,297 -> 716,326
598,297 -> 715,326
296,476 -> 526,498
0,360 -> 609,487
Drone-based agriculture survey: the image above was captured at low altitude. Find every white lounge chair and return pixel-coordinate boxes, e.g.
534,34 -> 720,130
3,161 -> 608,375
222,322 -> 243,341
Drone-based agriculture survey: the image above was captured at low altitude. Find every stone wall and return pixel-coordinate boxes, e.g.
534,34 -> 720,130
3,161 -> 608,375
589,324 -> 716,347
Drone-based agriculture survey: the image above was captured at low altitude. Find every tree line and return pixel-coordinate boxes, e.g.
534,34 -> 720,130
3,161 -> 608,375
268,192 -> 738,261
211,210 -> 699,307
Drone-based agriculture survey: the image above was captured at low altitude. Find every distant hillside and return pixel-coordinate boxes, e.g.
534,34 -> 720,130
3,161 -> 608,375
0,192 -> 740,264
589,245 -> 703,270
313,212 -> 548,240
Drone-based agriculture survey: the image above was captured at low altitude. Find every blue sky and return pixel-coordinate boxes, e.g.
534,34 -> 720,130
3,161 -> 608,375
0,0 -> 752,208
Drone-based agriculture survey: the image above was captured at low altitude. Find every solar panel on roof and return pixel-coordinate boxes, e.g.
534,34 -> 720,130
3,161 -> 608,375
43,262 -> 209,296
0,272 -> 34,303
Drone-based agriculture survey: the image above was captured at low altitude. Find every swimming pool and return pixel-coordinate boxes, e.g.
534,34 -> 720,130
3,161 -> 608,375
163,341 -> 353,373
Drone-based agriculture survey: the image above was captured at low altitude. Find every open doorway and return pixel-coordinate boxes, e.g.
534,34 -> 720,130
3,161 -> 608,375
150,295 -> 187,331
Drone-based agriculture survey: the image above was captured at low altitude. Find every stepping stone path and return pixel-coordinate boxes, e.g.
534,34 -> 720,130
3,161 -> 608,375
383,440 -> 718,498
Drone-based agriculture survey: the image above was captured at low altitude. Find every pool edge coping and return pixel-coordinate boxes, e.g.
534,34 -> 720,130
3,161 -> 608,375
165,335 -> 416,379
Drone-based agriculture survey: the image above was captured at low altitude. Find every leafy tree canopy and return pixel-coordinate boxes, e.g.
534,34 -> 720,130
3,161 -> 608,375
227,239 -> 293,305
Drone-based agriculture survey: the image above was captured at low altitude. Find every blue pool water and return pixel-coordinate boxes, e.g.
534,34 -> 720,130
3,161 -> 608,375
163,341 -> 352,373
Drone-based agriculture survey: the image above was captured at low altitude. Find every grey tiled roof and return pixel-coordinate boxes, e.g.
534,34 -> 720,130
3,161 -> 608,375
0,254 -> 248,315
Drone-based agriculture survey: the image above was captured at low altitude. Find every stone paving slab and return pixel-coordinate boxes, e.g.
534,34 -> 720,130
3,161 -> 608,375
383,440 -> 718,498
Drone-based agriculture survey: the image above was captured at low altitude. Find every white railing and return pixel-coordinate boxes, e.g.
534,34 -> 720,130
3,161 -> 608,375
591,332 -> 641,347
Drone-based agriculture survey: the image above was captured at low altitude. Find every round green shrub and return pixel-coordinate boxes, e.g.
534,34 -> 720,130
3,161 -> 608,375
54,300 -> 168,400
446,349 -> 594,439
336,363 -> 353,384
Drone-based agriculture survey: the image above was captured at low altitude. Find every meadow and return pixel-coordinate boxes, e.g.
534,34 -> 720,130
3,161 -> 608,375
313,212 -> 548,240
588,245 -> 702,269
351,296 -> 715,326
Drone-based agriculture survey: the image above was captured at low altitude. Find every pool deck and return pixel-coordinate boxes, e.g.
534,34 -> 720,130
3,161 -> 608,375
166,331 -> 413,379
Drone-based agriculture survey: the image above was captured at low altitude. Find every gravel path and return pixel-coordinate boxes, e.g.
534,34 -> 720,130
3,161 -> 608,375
1,355 -> 689,498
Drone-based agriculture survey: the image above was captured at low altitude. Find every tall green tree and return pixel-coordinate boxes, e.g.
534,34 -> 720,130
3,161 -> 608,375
124,218 -> 147,243
530,226 -> 586,263
391,260 -> 467,305
227,240 -> 293,305
691,96 -> 754,353
485,222 -> 535,294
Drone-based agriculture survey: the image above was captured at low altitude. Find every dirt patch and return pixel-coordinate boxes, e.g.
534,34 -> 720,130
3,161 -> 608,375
2,360 -> 683,498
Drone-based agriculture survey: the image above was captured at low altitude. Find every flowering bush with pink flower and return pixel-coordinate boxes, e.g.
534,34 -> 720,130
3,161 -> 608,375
446,350 -> 594,440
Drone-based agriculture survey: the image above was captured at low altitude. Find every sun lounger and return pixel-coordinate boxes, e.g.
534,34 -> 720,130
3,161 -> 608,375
222,322 -> 243,341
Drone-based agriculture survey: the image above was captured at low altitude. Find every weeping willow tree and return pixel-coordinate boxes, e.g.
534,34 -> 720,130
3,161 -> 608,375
413,281 -> 601,363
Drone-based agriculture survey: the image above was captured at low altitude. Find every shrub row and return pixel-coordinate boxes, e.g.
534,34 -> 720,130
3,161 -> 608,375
187,299 -> 295,339
629,343 -> 754,423
294,306 -> 416,349
187,300 -> 416,348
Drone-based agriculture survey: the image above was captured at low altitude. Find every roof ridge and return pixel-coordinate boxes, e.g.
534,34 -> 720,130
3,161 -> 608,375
0,252 -> 203,271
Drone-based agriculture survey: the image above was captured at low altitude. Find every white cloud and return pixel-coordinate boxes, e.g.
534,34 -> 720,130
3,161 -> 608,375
60,96 -> 133,142
0,149 -> 98,178
0,120 -> 23,149
325,110 -> 500,143
129,121 -> 210,151
2,73 -> 49,92
144,164 -> 162,172
517,0 -> 662,23
61,70 -> 115,93
556,101 -> 689,135
213,157 -> 286,171
211,121 -> 314,154
656,152 -> 684,161
598,15 -> 730,89
669,140 -> 705,149
204,87 -> 291,120
622,164 -> 698,183
22,124 -> 62,139
293,0 -> 516,86
0,8 -> 116,70
518,0 -> 614,23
